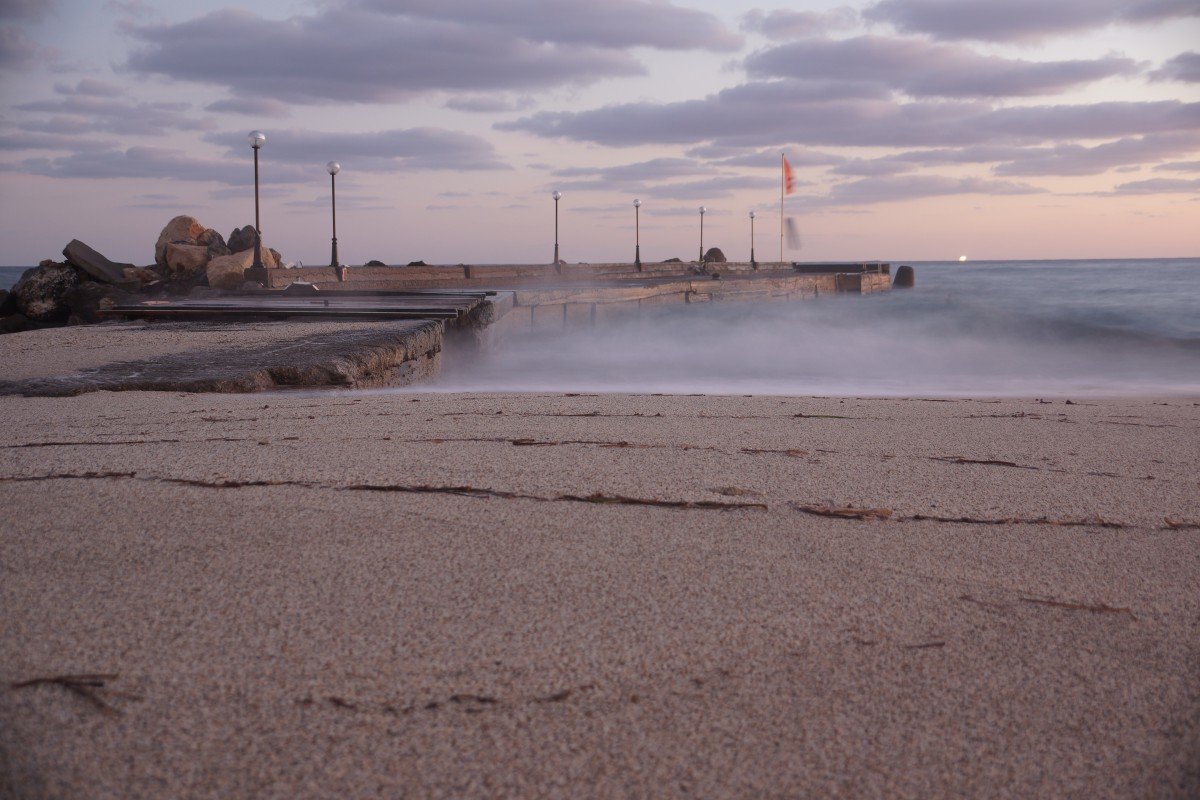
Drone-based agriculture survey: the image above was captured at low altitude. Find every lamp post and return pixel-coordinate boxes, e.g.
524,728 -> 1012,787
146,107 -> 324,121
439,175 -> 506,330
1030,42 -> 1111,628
749,210 -> 757,269
326,161 -> 340,268
698,205 -> 706,263
633,198 -> 641,270
552,190 -> 562,268
248,131 -> 266,276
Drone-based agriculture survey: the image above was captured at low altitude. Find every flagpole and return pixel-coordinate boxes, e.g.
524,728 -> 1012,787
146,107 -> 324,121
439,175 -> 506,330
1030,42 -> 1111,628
780,152 -> 785,265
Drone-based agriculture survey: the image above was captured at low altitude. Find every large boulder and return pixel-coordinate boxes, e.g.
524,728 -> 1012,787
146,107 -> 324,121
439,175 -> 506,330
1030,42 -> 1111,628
702,247 -> 727,264
62,239 -> 134,284
155,216 -> 207,266
206,247 -> 277,290
0,288 -> 16,316
13,262 -> 81,322
163,243 -> 211,279
197,228 -> 231,258
227,225 -> 258,253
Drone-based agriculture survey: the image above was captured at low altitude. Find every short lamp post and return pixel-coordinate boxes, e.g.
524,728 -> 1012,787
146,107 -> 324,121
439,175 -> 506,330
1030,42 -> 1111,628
749,210 -> 757,269
552,190 -> 562,268
633,198 -> 642,270
246,130 -> 268,283
698,205 -> 706,263
326,161 -> 340,268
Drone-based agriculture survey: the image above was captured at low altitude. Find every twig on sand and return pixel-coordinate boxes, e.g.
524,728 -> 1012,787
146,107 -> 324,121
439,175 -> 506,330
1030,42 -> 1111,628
1019,597 -> 1137,619
790,503 -> 892,521
10,673 -> 139,716
931,456 -> 1038,470
906,513 -> 1126,528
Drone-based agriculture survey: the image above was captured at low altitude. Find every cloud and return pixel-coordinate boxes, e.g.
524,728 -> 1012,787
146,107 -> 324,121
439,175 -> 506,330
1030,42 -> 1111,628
359,0 -> 741,51
829,133 -> 1200,177
1154,160 -> 1200,172
863,0 -> 1200,43
0,130 -> 120,151
1150,52 -> 1200,83
125,1 -> 737,105
744,36 -> 1140,98
640,175 -> 782,200
201,127 -> 509,171
554,157 -> 710,183
502,80 -> 1200,153
205,97 -> 292,118
12,92 -> 211,135
0,0 -> 56,22
800,174 -> 1045,207
444,95 -> 535,113
0,23 -> 38,70
1106,177 -> 1200,194
282,194 -> 393,211
712,148 -> 847,169
12,145 -> 310,184
740,7 -> 857,40
53,78 -> 123,97
992,132 -> 1200,176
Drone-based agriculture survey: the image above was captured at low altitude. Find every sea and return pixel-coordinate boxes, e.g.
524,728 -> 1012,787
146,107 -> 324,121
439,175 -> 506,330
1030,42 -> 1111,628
4,259 -> 1198,397
433,258 -> 1200,397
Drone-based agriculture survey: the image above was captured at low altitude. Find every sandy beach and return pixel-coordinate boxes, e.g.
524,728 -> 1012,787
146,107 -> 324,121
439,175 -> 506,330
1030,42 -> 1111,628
1,388 -> 1197,798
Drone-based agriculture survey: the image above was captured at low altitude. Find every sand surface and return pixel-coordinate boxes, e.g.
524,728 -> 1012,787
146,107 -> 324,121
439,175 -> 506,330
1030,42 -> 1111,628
1,390 -> 1198,798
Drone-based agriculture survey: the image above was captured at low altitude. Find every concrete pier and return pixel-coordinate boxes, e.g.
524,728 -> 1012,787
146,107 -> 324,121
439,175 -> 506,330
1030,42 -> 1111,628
1,262 -> 896,396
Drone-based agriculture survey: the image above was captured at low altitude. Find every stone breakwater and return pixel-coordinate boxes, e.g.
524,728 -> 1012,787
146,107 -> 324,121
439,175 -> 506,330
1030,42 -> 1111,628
0,215 -> 285,335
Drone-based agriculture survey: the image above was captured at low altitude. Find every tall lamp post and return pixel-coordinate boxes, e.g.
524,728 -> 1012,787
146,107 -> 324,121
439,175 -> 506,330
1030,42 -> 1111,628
633,198 -> 642,270
749,210 -> 757,269
552,190 -> 562,268
326,161 -> 341,268
248,131 -> 267,278
698,205 -> 706,263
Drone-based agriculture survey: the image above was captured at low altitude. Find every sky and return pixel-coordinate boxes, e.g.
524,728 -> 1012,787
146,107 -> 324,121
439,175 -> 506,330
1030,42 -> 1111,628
0,0 -> 1197,266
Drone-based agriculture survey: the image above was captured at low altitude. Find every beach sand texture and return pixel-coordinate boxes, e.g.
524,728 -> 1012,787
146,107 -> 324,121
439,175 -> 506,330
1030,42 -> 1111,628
1,390 -> 1198,798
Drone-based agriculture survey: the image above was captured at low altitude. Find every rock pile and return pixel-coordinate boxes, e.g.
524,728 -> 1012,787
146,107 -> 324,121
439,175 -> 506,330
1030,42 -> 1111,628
156,215 -> 283,290
1,214 -> 286,334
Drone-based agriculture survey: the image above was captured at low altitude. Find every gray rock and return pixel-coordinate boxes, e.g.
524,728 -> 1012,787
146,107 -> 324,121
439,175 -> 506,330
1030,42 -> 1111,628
227,225 -> 258,253
0,288 -> 16,316
407,260 -> 427,267
198,228 -> 231,258
63,239 -> 134,284
0,313 -> 34,334
64,281 -> 133,325
365,260 -> 387,267
702,247 -> 727,264
894,265 -> 915,288
269,248 -> 284,266
13,262 -> 81,322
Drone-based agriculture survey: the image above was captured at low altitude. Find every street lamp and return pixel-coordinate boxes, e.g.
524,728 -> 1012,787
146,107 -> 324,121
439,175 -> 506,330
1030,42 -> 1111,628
552,190 -> 562,268
248,131 -> 266,275
633,198 -> 642,270
749,210 -> 757,269
698,205 -> 706,263
326,161 -> 341,269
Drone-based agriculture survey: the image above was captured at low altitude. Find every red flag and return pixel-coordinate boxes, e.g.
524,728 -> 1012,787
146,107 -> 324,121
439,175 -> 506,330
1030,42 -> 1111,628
783,154 -> 795,195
